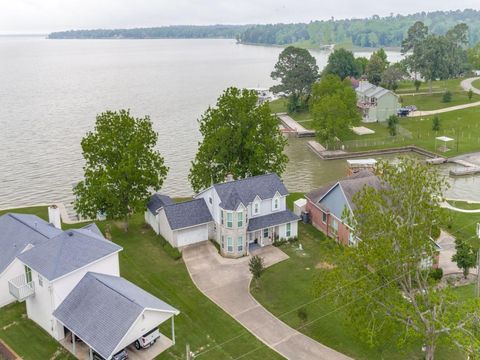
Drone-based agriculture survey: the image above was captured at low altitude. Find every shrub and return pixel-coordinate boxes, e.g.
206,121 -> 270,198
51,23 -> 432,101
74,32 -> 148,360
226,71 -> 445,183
468,89 -> 474,100
432,116 -> 441,132
387,115 -> 399,136
414,79 -> 422,92
429,267 -> 443,281
442,91 -> 452,103
297,307 -> 308,323
249,255 -> 265,288
158,237 -> 182,260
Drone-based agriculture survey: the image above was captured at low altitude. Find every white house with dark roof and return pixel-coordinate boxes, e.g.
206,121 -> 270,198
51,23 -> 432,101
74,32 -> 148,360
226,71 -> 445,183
355,80 -> 400,122
146,173 -> 299,258
2,209 -> 179,359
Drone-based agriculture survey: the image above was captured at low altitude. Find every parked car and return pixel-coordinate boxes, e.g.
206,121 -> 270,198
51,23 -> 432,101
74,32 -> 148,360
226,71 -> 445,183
134,328 -> 161,349
92,349 -> 128,360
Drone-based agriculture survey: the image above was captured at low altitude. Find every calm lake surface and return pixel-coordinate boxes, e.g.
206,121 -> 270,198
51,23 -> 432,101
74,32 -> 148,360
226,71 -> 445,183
0,36 -> 477,209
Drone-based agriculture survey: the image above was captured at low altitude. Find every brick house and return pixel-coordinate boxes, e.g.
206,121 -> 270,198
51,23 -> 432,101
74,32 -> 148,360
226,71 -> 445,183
305,171 -> 382,246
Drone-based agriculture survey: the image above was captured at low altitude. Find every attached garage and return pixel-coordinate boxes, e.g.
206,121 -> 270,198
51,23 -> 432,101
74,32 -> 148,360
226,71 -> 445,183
158,198 -> 213,249
175,224 -> 209,247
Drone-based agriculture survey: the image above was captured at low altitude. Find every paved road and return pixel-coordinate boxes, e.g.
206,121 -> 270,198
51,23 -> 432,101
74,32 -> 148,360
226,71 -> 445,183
183,242 -> 352,360
408,77 -> 480,117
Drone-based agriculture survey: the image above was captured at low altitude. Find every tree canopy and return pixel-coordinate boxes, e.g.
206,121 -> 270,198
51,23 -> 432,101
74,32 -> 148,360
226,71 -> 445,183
73,109 -> 168,230
366,49 -> 389,85
189,87 -> 288,192
316,158 -> 480,359
310,74 -> 360,147
270,46 -> 319,111
467,43 -> 480,69
323,48 -> 360,80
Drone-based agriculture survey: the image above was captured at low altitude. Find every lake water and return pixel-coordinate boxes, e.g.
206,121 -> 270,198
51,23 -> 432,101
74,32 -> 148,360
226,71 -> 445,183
0,36 -> 477,210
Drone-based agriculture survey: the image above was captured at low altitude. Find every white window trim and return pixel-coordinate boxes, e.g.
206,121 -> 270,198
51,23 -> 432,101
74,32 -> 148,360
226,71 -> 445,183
226,212 -> 233,228
286,222 -> 291,237
226,236 -> 233,252
237,211 -> 243,228
237,236 -> 243,252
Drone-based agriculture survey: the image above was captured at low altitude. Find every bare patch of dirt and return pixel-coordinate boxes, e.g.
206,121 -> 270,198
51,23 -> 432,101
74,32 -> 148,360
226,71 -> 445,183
315,262 -> 336,270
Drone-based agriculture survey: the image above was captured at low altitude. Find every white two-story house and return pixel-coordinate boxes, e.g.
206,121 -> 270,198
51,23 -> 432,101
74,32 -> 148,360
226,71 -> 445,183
2,209 -> 179,359
146,173 -> 300,258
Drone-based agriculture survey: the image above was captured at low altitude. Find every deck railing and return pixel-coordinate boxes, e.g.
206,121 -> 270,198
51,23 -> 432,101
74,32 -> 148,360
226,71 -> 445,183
8,274 -> 35,301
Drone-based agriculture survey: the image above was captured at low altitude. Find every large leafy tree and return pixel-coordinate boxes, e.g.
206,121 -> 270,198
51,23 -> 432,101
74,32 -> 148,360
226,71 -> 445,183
74,109 -> 168,231
316,158 -> 480,359
310,74 -> 360,147
189,87 -> 288,192
270,46 -> 319,112
323,48 -> 360,80
366,49 -> 388,86
467,43 -> 480,69
381,63 -> 407,90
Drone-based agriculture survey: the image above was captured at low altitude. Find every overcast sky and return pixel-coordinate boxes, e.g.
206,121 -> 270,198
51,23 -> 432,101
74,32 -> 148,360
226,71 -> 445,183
1,0 -> 479,34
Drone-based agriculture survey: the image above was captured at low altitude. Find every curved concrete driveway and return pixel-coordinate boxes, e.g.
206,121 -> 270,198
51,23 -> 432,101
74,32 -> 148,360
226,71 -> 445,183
183,242 -> 352,360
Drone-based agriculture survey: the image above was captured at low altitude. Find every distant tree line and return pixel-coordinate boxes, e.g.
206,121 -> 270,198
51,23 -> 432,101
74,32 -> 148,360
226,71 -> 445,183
48,25 -> 250,39
49,10 -> 480,50
238,9 -> 480,48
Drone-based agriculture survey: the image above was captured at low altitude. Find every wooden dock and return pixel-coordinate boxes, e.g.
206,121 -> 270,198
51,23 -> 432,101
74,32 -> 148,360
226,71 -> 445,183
276,113 -> 315,138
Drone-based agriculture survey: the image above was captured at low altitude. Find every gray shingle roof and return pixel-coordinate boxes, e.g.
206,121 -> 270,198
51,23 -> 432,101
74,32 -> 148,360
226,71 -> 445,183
163,199 -> 212,230
0,213 -> 62,274
247,210 -> 300,232
213,173 -> 289,210
311,171 -> 383,211
53,272 -> 179,360
147,194 -> 174,214
17,229 -> 122,281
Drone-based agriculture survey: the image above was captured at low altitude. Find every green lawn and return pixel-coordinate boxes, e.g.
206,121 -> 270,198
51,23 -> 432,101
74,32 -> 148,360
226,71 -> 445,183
472,79 -> 480,91
442,201 -> 480,245
401,91 -> 480,111
0,207 -> 281,360
396,78 -> 464,94
251,222 -> 467,359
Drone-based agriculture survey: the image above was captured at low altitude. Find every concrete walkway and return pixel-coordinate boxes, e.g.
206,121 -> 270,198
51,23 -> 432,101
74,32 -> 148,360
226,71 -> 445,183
461,77 -> 480,95
182,242 -> 352,360
408,77 -> 480,117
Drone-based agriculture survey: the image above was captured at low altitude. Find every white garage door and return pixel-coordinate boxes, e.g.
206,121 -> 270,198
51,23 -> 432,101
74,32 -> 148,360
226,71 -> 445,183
176,225 -> 208,247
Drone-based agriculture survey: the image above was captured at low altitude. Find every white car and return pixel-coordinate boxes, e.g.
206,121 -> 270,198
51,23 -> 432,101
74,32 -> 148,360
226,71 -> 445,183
134,328 -> 160,349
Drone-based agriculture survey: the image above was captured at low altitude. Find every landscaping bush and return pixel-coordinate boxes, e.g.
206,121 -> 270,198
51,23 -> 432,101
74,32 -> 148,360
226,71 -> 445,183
468,89 -> 474,100
442,91 -> 452,103
414,79 -> 422,92
387,115 -> 399,136
158,237 -> 182,260
297,307 -> 308,323
432,116 -> 441,132
429,267 -> 443,281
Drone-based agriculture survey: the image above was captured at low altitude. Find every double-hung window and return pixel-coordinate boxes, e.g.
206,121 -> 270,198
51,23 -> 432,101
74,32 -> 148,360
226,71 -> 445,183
263,228 -> 269,238
227,236 -> 233,252
322,212 -> 327,223
237,211 -> 243,227
286,223 -> 291,237
226,212 -> 233,228
273,198 -> 279,210
237,236 -> 243,252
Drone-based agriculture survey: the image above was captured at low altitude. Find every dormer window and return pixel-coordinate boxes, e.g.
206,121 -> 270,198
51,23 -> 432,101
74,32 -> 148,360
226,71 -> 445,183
272,193 -> 280,211
274,198 -> 279,210
253,202 -> 259,215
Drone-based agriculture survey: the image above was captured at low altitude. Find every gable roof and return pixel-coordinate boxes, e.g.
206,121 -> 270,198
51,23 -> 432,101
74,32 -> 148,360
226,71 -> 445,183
212,173 -> 289,210
147,194 -> 174,214
0,213 -> 62,274
53,272 -> 179,360
163,198 -> 213,230
310,171 -> 382,213
17,229 -> 122,281
356,81 -> 395,99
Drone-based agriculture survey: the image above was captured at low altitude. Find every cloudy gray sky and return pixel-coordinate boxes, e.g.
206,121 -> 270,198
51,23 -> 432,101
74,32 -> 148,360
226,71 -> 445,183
0,0 -> 479,34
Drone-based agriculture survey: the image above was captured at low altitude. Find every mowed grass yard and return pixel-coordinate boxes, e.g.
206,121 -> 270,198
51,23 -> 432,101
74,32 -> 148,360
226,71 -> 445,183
401,91 -> 480,111
250,197 -> 473,360
0,207 -> 281,360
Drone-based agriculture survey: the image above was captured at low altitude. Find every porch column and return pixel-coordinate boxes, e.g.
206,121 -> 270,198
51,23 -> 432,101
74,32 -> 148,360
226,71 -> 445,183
171,316 -> 176,344
89,348 -> 93,360
72,333 -> 76,356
